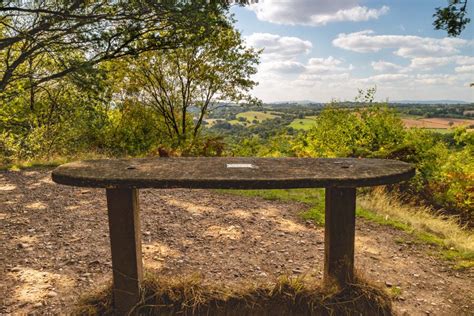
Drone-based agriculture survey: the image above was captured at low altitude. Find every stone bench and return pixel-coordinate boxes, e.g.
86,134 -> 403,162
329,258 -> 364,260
52,157 -> 415,314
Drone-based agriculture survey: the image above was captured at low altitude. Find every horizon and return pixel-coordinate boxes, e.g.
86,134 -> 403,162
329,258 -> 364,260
231,0 -> 474,103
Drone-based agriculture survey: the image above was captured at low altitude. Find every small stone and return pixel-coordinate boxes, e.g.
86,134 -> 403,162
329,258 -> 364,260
292,268 -> 302,274
10,266 -> 21,272
17,243 -> 29,249
46,291 -> 58,298
33,302 -> 43,308
385,281 -> 393,287
143,231 -> 151,236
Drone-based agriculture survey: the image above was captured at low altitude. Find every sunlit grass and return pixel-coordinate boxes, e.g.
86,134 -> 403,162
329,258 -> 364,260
288,118 -> 318,130
360,188 -> 474,269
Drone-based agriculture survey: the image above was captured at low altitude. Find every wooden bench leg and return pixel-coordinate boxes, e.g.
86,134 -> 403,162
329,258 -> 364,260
106,188 -> 143,315
324,187 -> 356,287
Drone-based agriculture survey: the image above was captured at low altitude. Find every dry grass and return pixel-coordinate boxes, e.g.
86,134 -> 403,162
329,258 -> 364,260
74,274 -> 392,316
360,188 -> 474,255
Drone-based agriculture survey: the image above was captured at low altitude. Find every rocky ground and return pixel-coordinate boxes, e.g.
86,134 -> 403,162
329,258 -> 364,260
1,169 -> 473,315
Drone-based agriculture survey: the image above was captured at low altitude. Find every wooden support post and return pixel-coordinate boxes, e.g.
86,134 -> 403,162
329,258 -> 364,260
324,187 -> 356,287
106,188 -> 143,315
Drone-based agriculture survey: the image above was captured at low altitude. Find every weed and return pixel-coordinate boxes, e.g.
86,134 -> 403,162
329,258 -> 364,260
74,274 -> 393,316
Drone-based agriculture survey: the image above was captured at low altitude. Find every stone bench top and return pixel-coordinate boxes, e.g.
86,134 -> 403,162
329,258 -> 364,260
52,157 -> 415,189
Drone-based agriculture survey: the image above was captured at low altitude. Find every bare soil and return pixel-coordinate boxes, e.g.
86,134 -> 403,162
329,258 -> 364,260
1,169 -> 473,315
402,117 -> 474,129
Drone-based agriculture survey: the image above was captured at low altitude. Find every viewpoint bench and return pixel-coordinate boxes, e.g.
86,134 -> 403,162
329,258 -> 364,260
52,157 -> 414,315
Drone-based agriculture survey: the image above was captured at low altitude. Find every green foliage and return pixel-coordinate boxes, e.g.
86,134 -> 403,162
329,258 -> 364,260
1,10 -> 259,163
227,94 -> 472,223
292,104 -> 405,158
231,133 -> 295,157
289,103 -> 473,223
0,1 -> 236,91
433,0 -> 471,36
100,101 -> 165,156
123,24 -> 259,148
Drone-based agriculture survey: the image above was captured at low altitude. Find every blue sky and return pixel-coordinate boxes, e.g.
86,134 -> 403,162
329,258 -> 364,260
230,1 -> 474,102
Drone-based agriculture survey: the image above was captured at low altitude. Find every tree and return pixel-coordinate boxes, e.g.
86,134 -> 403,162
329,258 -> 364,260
433,0 -> 471,36
124,25 -> 260,148
0,0 -> 251,93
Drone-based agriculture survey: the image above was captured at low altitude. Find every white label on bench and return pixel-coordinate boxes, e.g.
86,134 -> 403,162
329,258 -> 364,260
226,163 -> 256,169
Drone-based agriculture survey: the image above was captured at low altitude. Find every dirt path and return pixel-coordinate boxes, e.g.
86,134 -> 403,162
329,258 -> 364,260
1,169 -> 473,315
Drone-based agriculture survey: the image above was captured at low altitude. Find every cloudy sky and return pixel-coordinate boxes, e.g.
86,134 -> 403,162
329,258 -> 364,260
231,0 -> 474,103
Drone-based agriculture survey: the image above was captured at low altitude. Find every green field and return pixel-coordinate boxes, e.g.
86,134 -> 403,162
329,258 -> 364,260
203,118 -> 225,127
289,117 -> 318,130
236,111 -> 280,123
228,119 -> 248,126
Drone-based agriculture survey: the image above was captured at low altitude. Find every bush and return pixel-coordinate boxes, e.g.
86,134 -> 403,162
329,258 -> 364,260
290,105 -> 473,225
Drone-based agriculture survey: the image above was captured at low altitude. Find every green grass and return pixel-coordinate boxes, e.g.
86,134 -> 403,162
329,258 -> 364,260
221,188 -> 326,225
218,188 -> 473,269
288,118 -> 318,130
1,158 -> 67,171
236,111 -> 280,123
387,286 -> 402,299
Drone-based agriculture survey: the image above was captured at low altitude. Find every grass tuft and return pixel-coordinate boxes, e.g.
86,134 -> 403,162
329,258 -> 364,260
359,188 -> 474,268
74,274 -> 392,316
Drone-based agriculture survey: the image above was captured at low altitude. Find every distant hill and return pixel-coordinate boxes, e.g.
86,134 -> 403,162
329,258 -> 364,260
391,100 -> 470,105
269,100 -> 320,105
267,100 -> 471,106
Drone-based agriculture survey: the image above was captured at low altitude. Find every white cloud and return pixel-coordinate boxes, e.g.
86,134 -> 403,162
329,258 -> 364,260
333,30 -> 468,57
260,61 -> 306,74
309,6 -> 389,25
306,57 -> 353,74
359,73 -> 411,84
456,56 -> 474,65
407,55 -> 474,71
414,74 -> 458,86
244,30 -> 473,102
371,61 -> 403,72
250,72 -> 473,102
258,56 -> 352,77
245,33 -> 312,60
249,0 -> 389,26
408,57 -> 455,70
455,64 -> 474,73
297,73 -> 351,82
